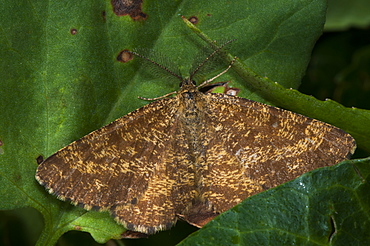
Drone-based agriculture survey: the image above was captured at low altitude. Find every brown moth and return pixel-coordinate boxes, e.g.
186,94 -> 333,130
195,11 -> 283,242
36,42 -> 356,234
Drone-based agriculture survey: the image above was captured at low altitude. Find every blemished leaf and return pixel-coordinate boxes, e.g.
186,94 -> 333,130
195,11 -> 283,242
1,0 -> 369,245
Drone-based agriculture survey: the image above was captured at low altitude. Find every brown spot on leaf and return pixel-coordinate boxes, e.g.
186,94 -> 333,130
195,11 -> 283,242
117,49 -> 134,63
70,29 -> 78,35
188,16 -> 199,25
0,139 -> 3,146
111,0 -> 147,20
102,11 -> 106,21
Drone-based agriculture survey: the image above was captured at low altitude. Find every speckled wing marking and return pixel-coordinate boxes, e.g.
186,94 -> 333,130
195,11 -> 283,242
36,81 -> 356,234
36,98 -> 197,234
179,92 -> 356,225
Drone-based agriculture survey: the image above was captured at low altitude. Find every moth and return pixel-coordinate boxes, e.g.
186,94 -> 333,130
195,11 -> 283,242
36,41 -> 356,234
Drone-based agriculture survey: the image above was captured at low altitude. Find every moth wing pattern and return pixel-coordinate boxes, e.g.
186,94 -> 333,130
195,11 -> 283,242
191,93 -> 356,217
36,98 -> 196,233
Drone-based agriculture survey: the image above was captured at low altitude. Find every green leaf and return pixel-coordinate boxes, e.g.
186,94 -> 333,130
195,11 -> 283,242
325,0 -> 370,31
1,0 -> 368,245
179,158 -> 370,245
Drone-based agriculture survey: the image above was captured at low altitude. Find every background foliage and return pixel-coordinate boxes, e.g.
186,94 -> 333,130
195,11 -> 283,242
1,0 -> 369,245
